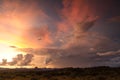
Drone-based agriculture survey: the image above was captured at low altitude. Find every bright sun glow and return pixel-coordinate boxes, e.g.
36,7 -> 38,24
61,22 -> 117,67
0,44 -> 21,62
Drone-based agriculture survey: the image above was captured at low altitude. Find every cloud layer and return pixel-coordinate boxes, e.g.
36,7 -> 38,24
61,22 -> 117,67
0,0 -> 120,68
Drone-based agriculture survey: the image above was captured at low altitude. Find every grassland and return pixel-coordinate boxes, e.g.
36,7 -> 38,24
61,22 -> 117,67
0,66 -> 120,80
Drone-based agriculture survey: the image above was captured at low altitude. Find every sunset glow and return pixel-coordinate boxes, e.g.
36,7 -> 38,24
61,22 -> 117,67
0,0 -> 120,68
0,44 -> 21,62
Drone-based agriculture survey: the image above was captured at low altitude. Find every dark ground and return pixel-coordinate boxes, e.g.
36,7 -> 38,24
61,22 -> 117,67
0,66 -> 120,80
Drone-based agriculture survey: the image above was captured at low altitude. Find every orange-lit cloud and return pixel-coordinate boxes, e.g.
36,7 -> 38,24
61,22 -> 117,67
0,0 -> 52,67
23,26 -> 53,48
0,0 -> 49,48
0,0 -> 120,68
57,0 -> 96,33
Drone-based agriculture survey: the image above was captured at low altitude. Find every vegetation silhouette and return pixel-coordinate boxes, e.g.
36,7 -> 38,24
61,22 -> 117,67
0,66 -> 120,80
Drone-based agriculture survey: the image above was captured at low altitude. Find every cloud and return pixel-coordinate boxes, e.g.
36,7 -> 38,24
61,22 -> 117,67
57,0 -> 97,33
23,26 -> 53,48
9,46 -> 17,48
16,31 -> 120,68
61,0 -> 95,23
9,58 -> 18,65
1,59 -> 7,65
0,54 -> 33,66
97,49 -> 120,56
0,0 -> 119,68
77,16 -> 98,32
108,16 -> 120,23
20,54 -> 33,66
10,0 -> 119,67
44,57 -> 52,65
17,54 -> 23,61
55,0 -> 99,47
74,16 -> 98,38
110,57 -> 120,66
0,0 -> 49,48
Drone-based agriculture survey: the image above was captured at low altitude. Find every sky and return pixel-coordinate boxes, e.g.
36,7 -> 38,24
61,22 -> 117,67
0,0 -> 120,68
